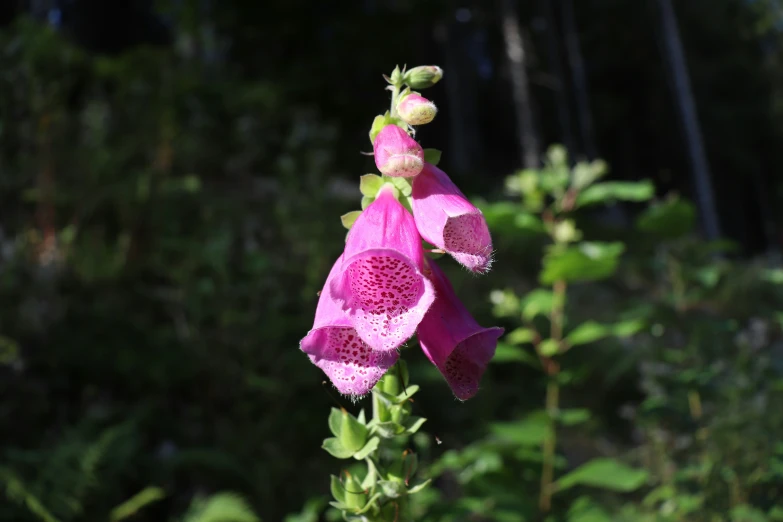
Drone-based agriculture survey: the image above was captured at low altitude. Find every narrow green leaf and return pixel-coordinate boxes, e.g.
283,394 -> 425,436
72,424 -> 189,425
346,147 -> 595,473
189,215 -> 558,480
505,327 -> 536,345
576,180 -> 655,207
407,479 -> 432,495
566,321 -> 611,346
557,409 -> 591,426
353,437 -> 379,460
404,416 -> 427,434
554,458 -> 648,493
490,412 -> 551,446
492,343 -> 539,366
520,289 -> 555,321
111,487 -> 166,522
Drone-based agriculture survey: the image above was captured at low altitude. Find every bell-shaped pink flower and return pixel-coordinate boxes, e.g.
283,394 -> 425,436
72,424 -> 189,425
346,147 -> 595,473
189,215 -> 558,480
331,184 -> 435,352
373,125 -> 424,178
397,93 -> 437,125
411,163 -> 494,273
417,260 -> 503,400
301,255 -> 399,396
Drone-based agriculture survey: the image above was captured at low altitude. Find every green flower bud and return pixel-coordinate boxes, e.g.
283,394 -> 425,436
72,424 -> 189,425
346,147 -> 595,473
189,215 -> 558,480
339,408 -> 368,453
343,471 -> 367,510
404,65 -> 444,89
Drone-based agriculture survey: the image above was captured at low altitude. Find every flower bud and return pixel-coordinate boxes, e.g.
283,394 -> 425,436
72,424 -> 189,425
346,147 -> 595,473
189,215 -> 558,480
339,408 -> 369,453
404,65 -> 443,89
373,125 -> 424,178
397,93 -> 437,125
343,472 -> 367,510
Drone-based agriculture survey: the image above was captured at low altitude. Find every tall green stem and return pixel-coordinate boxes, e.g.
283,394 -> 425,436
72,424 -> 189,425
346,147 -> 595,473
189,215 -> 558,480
539,279 -> 566,512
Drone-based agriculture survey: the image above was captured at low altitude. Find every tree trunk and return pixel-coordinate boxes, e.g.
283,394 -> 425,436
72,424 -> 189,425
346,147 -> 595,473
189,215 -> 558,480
655,0 -> 721,240
540,0 -> 574,156
500,0 -> 540,169
561,0 -> 596,159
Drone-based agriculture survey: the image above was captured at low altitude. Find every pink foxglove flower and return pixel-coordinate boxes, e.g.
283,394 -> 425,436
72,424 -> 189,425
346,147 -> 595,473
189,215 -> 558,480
412,163 -> 494,273
331,184 -> 435,352
417,260 -> 503,400
397,93 -> 437,125
301,255 -> 399,396
373,125 -> 424,178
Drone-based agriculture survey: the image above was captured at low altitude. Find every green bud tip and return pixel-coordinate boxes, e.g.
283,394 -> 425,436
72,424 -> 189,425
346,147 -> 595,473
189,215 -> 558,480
404,65 -> 444,89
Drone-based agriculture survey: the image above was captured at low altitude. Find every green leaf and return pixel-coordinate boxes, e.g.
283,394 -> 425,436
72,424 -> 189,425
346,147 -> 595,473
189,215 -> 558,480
359,174 -> 383,197
389,176 -> 412,197
557,409 -> 591,426
567,496 -> 612,522
505,327 -> 537,345
378,480 -> 406,499
612,319 -> 645,337
395,385 -> 419,401
371,421 -> 401,438
554,458 -> 649,493
539,339 -> 560,357
322,437 -> 354,459
361,196 -> 375,209
565,321 -> 611,346
353,437 -> 379,460
571,160 -> 608,190
340,211 -> 362,230
183,492 -> 260,522
520,289 -> 555,321
730,505 -> 769,522
768,506 -> 783,521
489,289 -> 521,318
404,416 -> 427,434
636,196 -> 696,238
111,487 -> 166,521
423,148 -> 442,165
490,412 -> 551,446
330,475 -> 345,503
407,479 -> 432,495
492,343 -> 539,366
576,180 -> 655,207
540,242 -> 625,284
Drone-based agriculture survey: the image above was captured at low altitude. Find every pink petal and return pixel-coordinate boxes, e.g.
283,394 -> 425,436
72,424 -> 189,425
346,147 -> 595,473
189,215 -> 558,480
300,255 -> 397,396
331,186 -> 435,351
411,163 -> 493,273
373,125 -> 424,178
417,260 -> 503,400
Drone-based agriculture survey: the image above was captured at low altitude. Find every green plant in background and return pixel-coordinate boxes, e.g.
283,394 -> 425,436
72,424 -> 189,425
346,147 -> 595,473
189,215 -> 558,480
489,146 -> 653,516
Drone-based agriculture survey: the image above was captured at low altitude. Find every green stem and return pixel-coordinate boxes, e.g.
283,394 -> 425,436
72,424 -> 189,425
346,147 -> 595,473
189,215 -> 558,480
539,279 -> 566,513
390,84 -> 401,118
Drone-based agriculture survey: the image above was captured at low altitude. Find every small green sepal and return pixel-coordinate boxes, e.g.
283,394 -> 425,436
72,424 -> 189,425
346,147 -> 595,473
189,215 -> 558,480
339,408 -> 369,452
341,211 -> 362,230
360,174 -> 384,197
423,148 -> 442,165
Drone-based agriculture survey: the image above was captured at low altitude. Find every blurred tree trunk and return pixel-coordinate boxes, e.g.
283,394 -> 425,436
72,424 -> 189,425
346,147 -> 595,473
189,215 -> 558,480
656,0 -> 721,240
540,0 -> 574,156
437,20 -> 481,173
561,0 -> 596,159
500,0 -> 540,169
